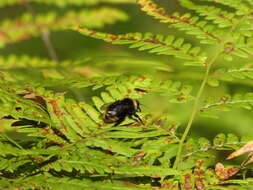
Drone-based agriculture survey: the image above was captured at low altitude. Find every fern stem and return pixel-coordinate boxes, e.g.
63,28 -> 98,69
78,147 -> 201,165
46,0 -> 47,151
23,1 -> 60,64
40,29 -> 60,64
173,48 -> 221,169
173,13 -> 249,169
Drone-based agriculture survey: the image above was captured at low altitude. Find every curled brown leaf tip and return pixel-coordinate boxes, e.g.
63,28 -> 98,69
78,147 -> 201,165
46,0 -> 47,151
226,141 -> 253,160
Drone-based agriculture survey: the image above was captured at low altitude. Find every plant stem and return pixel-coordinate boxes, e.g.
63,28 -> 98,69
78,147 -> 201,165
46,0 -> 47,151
40,29 -> 60,64
173,47 -> 221,169
173,13 -> 248,170
23,1 -> 60,64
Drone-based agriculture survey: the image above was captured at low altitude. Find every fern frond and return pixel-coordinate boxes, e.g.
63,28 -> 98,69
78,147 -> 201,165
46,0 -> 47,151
208,65 -> 253,86
0,84 -> 50,123
200,93 -> 253,115
84,137 -> 138,156
170,159 -> 253,190
75,27 -> 207,66
141,137 -> 179,166
221,35 -> 253,61
43,145 -> 119,174
3,74 -> 191,142
0,157 -> 32,173
191,1 -> 253,62
0,77 -> 181,177
199,0 -> 252,15
37,90 -> 94,142
0,55 -> 100,87
0,0 -> 135,8
0,86 -> 93,143
78,75 -> 194,103
0,8 -> 128,46
0,55 -> 173,87
47,154 -> 178,177
137,0 -> 224,45
113,166 -> 179,177
0,140 -> 27,157
0,55 -> 168,70
180,0 -> 236,28
0,55 -> 57,69
16,174 -> 152,190
184,133 -> 246,158
174,133 -> 250,174
0,84 -> 181,185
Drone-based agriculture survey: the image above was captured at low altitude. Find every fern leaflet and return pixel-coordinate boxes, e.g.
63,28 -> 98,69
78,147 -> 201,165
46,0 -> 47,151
75,26 -> 207,66
137,0 -> 224,45
0,8 -> 128,47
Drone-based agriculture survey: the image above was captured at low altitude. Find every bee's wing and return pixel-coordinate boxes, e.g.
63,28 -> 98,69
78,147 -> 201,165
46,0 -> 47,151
100,102 -> 113,110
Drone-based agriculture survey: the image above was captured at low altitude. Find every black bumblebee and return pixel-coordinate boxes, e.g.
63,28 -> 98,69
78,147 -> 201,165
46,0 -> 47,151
102,98 -> 143,126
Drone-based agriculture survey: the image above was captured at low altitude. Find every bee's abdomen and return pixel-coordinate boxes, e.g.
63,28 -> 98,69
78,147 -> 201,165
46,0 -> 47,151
108,104 -> 126,116
103,115 -> 119,123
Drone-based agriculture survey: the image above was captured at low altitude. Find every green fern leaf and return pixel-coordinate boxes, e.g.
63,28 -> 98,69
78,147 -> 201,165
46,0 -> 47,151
0,8 -> 128,46
72,75 -> 193,103
0,84 -> 50,123
137,0 -> 224,45
43,92 -> 96,142
0,0 -> 135,8
113,165 -> 179,177
45,147 -> 116,174
184,133 -> 246,159
199,0 -> 252,15
1,74 -> 191,143
75,27 -> 207,66
0,55 -> 57,69
200,93 -> 253,116
222,37 -> 253,61
208,65 -> 253,87
22,174 -> 152,190
180,0 -> 236,28
141,137 -> 179,166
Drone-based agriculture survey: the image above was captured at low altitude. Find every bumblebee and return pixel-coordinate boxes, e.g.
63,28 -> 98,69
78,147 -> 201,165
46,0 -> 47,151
102,98 -> 143,126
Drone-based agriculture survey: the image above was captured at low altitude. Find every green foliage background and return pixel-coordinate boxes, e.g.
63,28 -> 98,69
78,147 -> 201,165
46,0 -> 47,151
1,0 -> 253,189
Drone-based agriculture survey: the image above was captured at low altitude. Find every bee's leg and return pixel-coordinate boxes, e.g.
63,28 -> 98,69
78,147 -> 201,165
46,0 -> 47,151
113,117 -> 125,126
129,116 -> 138,123
132,113 -> 144,125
